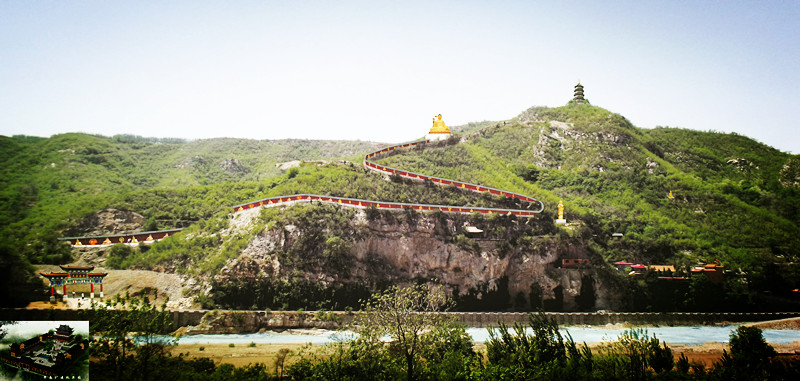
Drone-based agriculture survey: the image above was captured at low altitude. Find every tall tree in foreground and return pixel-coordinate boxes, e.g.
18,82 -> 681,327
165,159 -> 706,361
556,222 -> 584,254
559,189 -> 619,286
87,295 -> 176,380
355,284 -> 449,381
714,325 -> 778,380
288,284 -> 477,380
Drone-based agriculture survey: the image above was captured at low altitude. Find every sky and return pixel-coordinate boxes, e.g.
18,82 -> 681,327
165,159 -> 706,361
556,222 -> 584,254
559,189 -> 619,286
0,321 -> 89,341
1,1 -> 798,153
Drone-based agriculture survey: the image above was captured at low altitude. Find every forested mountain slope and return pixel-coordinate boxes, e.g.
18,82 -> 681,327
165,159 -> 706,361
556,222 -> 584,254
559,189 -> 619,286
0,134 -> 384,305
2,104 -> 799,311
0,134 -> 383,260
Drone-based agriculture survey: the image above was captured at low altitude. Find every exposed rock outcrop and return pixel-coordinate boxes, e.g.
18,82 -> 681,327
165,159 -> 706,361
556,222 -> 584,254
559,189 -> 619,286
220,158 -> 249,174
214,206 -> 622,311
70,208 -> 144,236
182,311 -> 344,334
780,157 -> 800,188
175,155 -> 205,169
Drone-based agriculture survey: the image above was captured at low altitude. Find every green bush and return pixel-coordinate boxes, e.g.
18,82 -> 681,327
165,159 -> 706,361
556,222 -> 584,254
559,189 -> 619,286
105,244 -> 134,269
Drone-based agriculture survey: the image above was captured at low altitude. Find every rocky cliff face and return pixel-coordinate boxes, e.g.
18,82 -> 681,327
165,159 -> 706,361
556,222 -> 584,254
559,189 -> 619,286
181,310 -> 344,334
70,208 -> 145,236
212,206 -> 623,311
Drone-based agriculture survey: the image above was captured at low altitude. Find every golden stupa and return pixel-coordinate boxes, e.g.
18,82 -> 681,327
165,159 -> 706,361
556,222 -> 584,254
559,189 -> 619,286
427,114 -> 452,141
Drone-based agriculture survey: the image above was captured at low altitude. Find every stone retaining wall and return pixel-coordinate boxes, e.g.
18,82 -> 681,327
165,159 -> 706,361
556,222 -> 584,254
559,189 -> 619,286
3,309 -> 798,333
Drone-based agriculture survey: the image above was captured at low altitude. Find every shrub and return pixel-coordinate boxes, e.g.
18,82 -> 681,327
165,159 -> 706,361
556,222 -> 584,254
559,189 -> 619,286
594,328 -> 673,379
484,312 -> 593,379
712,325 -> 778,379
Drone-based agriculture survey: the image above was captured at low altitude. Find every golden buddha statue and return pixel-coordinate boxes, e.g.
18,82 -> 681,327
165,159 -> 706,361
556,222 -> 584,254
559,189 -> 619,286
429,114 -> 450,134
558,200 -> 564,220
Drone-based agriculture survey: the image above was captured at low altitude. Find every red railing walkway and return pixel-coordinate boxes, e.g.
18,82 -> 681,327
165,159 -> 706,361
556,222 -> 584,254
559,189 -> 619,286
233,139 -> 544,216
63,139 -> 544,246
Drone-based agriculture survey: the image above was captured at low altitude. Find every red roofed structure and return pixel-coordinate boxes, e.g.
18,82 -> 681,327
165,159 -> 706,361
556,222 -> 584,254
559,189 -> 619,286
630,264 -> 647,274
691,264 -> 724,284
613,261 -> 634,271
40,265 -> 108,301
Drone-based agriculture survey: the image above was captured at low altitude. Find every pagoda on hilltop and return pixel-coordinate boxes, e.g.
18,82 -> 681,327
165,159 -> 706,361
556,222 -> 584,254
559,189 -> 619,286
426,114 -> 452,141
573,81 -> 586,104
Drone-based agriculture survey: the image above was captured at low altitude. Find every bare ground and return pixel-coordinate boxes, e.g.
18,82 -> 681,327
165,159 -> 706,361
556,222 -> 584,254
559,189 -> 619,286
32,265 -> 198,309
170,343 -> 310,369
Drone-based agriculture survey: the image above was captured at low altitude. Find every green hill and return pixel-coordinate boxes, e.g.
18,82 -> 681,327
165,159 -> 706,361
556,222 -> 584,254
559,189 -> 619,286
383,105 -> 800,258
2,104 -> 799,311
374,105 -> 800,310
0,134 -> 386,305
0,134 -> 384,257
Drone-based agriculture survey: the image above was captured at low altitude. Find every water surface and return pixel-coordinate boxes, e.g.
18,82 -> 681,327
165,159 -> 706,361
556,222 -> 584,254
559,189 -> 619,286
172,326 -> 800,346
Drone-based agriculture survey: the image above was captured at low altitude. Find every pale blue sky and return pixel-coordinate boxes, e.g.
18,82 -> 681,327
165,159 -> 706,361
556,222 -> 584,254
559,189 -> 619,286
1,1 -> 798,153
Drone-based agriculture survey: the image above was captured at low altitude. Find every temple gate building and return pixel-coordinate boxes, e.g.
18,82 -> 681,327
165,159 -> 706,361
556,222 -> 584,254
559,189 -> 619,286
40,265 -> 108,301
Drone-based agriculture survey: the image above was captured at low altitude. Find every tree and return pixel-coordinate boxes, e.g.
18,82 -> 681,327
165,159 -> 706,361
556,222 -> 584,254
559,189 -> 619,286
529,282 -> 544,310
273,348 -> 291,379
287,285 -> 476,380
729,325 -> 776,362
87,295 -> 175,380
354,284 -> 449,381
106,243 -> 134,269
0,321 -> 17,340
0,243 -> 44,307
144,216 -> 159,232
712,325 -> 777,379
686,273 -> 723,311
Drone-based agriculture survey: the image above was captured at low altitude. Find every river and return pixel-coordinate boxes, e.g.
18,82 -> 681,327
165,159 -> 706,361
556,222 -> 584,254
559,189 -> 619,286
171,326 -> 800,346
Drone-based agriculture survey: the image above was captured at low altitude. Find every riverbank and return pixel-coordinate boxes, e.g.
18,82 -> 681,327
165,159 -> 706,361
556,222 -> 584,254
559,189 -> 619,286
6,307 -> 800,332
169,341 -> 800,369
748,316 -> 800,330
167,324 -> 800,369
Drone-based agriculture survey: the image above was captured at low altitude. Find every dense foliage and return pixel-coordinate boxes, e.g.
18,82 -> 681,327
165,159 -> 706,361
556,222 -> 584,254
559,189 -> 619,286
82,289 -> 800,380
285,311 -> 800,380
87,295 -> 276,380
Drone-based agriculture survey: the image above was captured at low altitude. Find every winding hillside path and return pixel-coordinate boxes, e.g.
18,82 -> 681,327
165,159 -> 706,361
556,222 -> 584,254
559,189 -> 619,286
232,139 -> 544,216
62,139 -> 543,246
